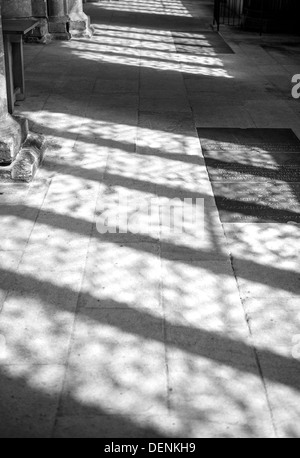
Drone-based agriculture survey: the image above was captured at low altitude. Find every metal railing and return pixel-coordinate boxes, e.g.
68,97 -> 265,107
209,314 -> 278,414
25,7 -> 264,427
213,0 -> 300,34
214,0 -> 243,31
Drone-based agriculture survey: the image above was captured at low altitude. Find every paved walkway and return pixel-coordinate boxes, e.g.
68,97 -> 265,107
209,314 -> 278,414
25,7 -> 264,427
0,0 -> 300,438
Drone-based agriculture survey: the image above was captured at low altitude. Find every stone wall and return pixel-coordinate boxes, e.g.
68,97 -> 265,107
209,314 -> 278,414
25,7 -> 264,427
2,0 -> 48,18
2,0 -> 33,18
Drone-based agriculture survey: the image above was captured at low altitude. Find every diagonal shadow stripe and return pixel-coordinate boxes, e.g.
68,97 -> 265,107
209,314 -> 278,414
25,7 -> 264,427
0,266 -> 299,392
0,203 -> 299,295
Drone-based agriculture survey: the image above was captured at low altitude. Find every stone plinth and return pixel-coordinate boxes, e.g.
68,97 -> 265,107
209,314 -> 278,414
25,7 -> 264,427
68,0 -> 94,38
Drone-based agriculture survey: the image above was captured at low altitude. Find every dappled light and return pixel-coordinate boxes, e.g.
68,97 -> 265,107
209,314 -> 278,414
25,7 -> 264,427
93,0 -> 193,17
224,223 -> 300,267
0,0 -> 300,440
67,29 -> 232,76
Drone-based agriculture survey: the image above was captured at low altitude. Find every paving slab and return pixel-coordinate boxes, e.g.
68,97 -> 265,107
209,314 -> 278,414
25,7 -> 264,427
79,240 -> 161,310
58,308 -> 167,418
167,351 -> 274,438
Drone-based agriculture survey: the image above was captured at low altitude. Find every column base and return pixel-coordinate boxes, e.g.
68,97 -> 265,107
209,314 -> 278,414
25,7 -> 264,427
22,14 -> 94,42
0,115 -> 26,164
69,12 -> 94,38
11,132 -> 48,182
48,16 -> 72,41
0,115 -> 47,182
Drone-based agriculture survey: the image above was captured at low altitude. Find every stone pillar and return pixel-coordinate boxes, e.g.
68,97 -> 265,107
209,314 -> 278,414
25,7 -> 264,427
47,0 -> 71,40
68,0 -> 93,38
48,0 -> 93,40
0,2 -> 23,164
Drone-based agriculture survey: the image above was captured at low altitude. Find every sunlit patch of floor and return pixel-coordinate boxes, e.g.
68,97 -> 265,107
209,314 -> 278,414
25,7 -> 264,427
65,26 -> 233,76
91,0 -> 193,17
1,0 -> 300,440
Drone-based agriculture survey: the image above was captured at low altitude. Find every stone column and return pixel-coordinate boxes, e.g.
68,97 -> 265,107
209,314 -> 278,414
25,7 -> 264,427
68,0 -> 93,38
48,0 -> 93,40
0,1 -> 23,164
47,0 -> 71,40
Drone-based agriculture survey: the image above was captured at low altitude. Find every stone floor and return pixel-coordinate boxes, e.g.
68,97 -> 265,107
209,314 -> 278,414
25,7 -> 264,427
0,0 -> 300,438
